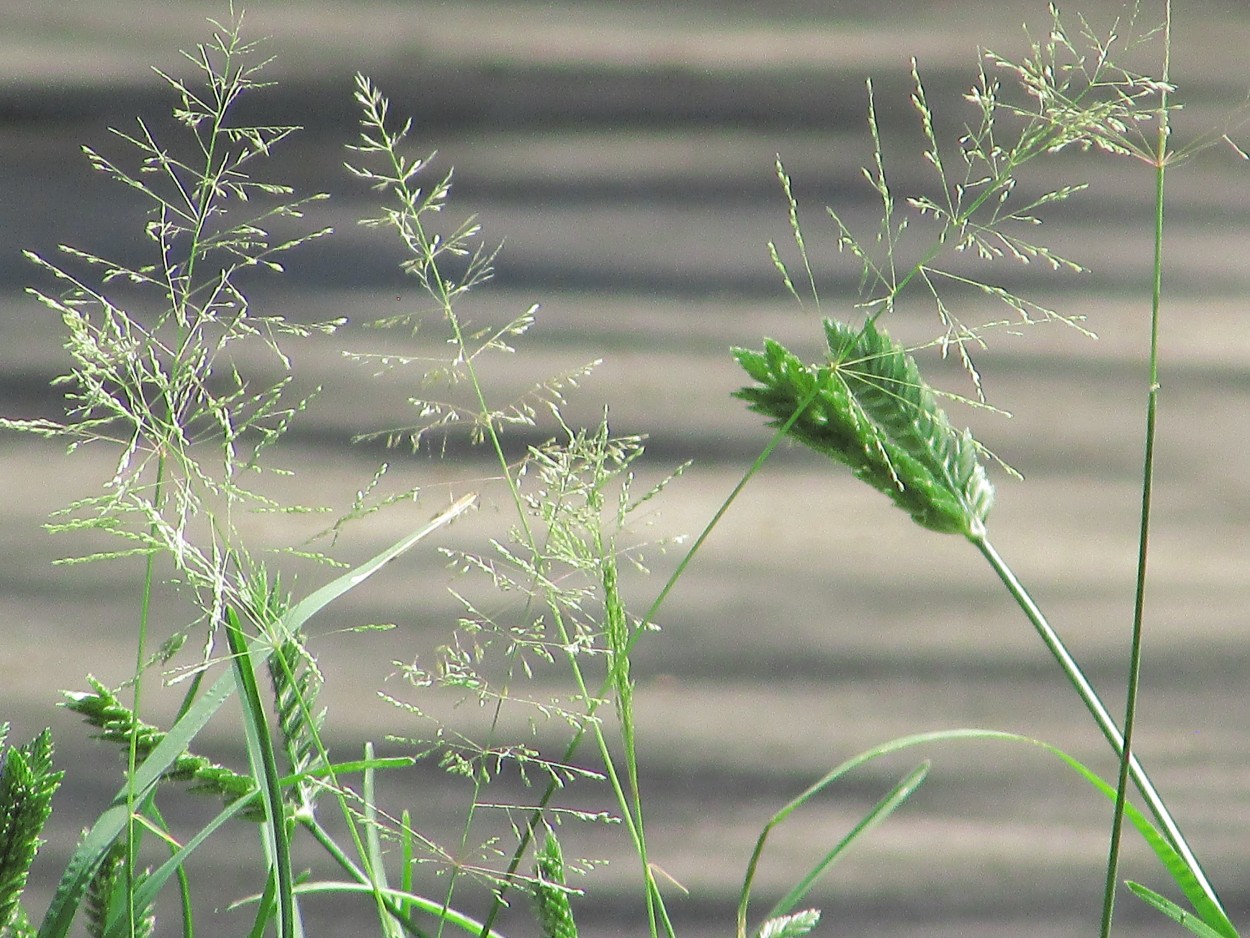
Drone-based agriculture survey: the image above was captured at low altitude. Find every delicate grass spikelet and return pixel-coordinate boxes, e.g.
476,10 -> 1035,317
533,832 -> 578,938
0,726 -> 63,937
733,318 -> 993,539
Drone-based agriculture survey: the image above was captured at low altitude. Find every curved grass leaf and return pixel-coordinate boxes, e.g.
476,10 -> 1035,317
225,608 -> 295,938
735,729 -> 1237,938
1040,743 -> 1237,938
233,882 -> 508,938
737,758 -> 927,938
765,762 -> 928,927
733,318 -> 992,538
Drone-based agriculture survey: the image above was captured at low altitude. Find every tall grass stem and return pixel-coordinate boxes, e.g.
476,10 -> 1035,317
972,534 -> 1221,917
1101,5 -> 1174,933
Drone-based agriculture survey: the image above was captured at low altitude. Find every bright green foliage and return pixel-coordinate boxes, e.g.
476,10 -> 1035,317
733,318 -> 993,539
0,727 -> 63,938
61,678 -> 262,819
533,833 -> 578,938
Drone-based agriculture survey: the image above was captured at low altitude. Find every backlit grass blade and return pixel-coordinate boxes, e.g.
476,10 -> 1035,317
225,608 -> 295,938
735,729 -> 1236,938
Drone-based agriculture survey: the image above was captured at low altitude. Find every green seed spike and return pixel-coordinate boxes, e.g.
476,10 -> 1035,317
733,317 -> 993,539
533,833 -> 578,938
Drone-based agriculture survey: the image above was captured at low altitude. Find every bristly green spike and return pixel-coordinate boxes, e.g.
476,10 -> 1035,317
733,318 -> 993,539
533,833 -> 578,938
0,727 -> 63,936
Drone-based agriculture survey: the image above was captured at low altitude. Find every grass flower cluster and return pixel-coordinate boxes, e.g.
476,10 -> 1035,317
1,3 -> 1243,938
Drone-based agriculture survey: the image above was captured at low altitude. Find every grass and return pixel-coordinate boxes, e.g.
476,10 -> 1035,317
1,2 -> 1245,938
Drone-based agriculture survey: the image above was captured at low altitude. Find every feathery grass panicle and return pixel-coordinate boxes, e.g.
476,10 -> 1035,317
346,75 -> 598,454
3,10 -> 343,650
794,5 -> 1174,399
349,73 -> 682,937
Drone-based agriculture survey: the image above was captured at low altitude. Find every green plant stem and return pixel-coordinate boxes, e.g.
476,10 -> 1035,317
369,122 -> 677,936
972,534 -> 1222,916
1101,9 -> 1173,935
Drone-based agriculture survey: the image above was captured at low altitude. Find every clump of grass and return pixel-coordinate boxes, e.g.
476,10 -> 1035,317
3,8 -> 686,938
4,3 -> 1244,938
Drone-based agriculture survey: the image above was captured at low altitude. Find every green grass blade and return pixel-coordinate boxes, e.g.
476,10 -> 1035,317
1126,883 -> 1230,938
764,762 -> 929,926
362,742 -> 402,938
400,809 -> 415,919
281,494 -> 475,635
225,608 -> 295,938
1040,746 -> 1237,938
735,729 -> 1237,938
231,882 -> 509,938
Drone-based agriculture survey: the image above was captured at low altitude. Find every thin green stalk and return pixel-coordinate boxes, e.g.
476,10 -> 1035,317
443,254 -> 669,938
145,802 -> 195,938
973,534 -> 1222,917
1100,8 -> 1173,935
121,30 -> 246,935
363,107 -> 679,938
